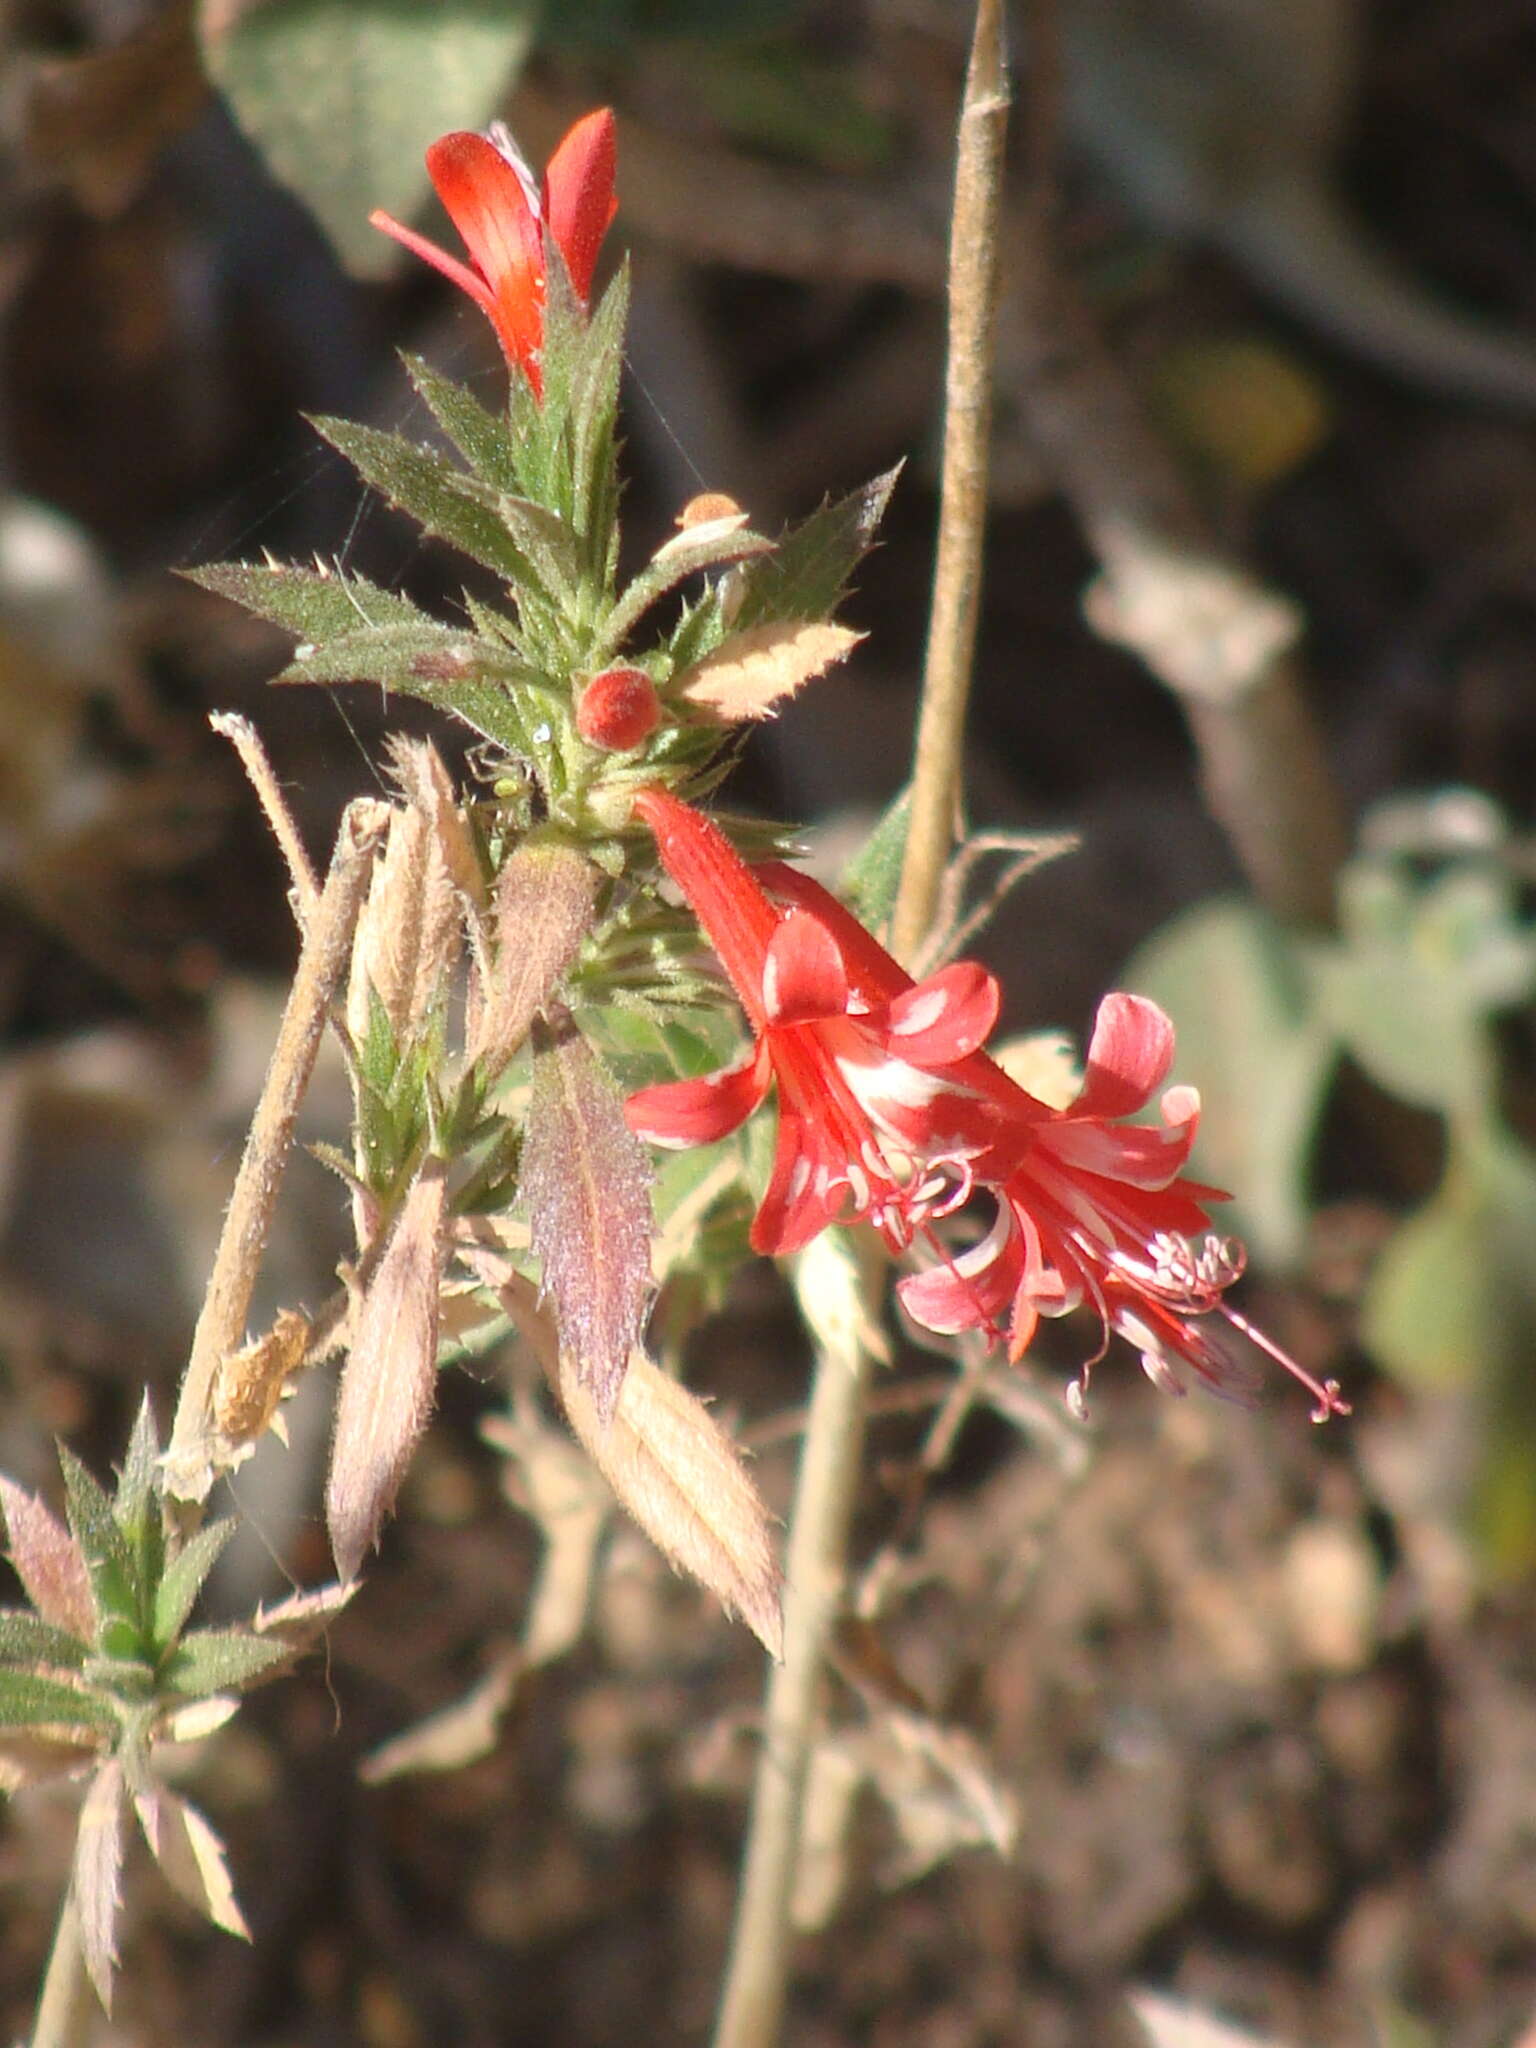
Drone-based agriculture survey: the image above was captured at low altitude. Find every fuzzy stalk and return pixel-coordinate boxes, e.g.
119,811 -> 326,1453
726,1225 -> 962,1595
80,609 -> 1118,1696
892,0 -> 1011,967
31,1887 -> 89,2048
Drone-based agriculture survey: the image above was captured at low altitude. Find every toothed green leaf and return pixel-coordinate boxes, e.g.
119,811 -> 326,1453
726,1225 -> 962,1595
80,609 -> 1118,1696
151,1522 -> 236,1650
0,1609 -> 89,1669
163,1629 -> 289,1700
187,560 -> 433,643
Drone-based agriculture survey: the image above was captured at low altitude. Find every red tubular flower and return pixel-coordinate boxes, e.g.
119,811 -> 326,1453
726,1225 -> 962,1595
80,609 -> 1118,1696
370,109 -> 617,396
623,790 -> 1004,1256
895,992 -> 1349,1421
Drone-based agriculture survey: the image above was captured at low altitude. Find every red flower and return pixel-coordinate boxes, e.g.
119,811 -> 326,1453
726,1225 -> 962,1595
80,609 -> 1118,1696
623,790 -> 1004,1256
371,109 -> 617,396
896,992 -> 1349,1421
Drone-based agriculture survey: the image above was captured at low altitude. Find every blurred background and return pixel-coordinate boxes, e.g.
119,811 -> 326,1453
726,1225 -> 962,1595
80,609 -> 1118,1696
3,1 -> 1536,2042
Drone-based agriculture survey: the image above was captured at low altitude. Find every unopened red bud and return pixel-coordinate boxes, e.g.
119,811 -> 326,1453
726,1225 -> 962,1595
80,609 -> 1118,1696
577,667 -> 662,751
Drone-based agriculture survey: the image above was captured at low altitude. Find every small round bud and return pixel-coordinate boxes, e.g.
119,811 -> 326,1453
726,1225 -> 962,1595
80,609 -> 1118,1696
576,666 -> 662,751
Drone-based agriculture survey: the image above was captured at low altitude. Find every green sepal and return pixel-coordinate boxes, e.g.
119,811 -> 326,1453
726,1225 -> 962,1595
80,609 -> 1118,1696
730,465 -> 900,628
150,1522 -> 236,1651
0,1668 -> 118,1733
0,1609 -> 89,1669
162,1629 -> 289,1700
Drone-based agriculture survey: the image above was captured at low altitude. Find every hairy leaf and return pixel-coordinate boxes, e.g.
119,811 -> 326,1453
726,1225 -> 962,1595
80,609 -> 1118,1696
163,1628 -> 290,1699
135,1784 -> 251,1938
186,558 -> 431,640
327,1161 -> 449,1579
522,1012 -> 654,1422
0,1669 -> 117,1733
150,1522 -> 236,1650
0,1476 -> 93,1638
470,842 -> 600,1073
0,1608 -> 89,1670
677,619 -> 862,721
730,466 -> 899,628
74,1757 -> 126,2009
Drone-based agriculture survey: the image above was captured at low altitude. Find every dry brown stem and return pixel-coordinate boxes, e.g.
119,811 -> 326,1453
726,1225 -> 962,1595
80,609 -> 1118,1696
166,797 -> 387,1501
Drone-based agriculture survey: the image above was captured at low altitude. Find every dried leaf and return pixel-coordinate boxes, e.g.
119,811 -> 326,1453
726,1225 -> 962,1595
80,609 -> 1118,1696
211,1307 -> 313,1451
251,1580 -> 356,1652
359,1646 -> 520,1783
385,735 -> 486,914
0,1476 -> 93,1638
74,1756 -> 126,2009
522,1012 -> 654,1422
562,1349 -> 782,1658
347,785 -> 462,1048
327,1161 -> 449,1579
470,847 -> 600,1072
677,620 -> 863,721
134,1783 -> 250,1938
472,1261 -> 781,1654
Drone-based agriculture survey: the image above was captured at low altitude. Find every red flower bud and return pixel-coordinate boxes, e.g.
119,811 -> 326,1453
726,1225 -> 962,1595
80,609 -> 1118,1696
577,667 -> 662,751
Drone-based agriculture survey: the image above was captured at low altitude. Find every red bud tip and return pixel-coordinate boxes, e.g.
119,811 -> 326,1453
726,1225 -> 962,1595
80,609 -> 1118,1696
577,667 -> 662,751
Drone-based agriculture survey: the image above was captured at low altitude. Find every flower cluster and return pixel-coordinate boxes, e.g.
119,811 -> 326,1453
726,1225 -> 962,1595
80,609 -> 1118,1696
626,789 -> 1347,1422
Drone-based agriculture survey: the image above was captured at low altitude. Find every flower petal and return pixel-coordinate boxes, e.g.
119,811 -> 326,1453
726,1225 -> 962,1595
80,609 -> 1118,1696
755,862 -> 913,1006
543,107 -> 618,302
751,1107 -> 856,1255
624,1044 -> 769,1147
898,1205 -> 1021,1334
762,909 -> 848,1024
1073,992 -> 1176,1119
424,130 -> 544,373
887,961 -> 1000,1064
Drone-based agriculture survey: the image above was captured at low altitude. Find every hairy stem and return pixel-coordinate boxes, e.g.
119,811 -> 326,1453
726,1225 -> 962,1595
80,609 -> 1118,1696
892,0 -> 1011,967
712,1235 -> 885,2048
165,798 -> 387,1503
32,1887 -> 89,2048
714,14 -> 1010,2044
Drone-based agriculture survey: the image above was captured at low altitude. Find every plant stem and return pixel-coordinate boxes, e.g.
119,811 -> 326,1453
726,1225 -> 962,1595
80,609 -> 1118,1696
32,1887 -> 89,2048
714,16 -> 1010,2044
712,1234 -> 883,2048
892,0 -> 1011,968
165,797 -> 387,1504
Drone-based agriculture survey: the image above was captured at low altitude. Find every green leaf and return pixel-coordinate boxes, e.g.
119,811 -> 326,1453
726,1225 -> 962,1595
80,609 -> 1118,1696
113,1397 -> 164,1605
187,560 -> 433,642
0,1609 -> 88,1669
522,1012 -> 655,1423
596,523 -> 774,665
402,353 -> 519,494
0,1669 -> 117,1734
1124,898 -> 1338,1269
58,1445 -> 138,1638
1310,856 -> 1535,1117
163,1629 -> 289,1700
840,787 -> 912,936
272,621 -> 537,751
311,416 -> 551,588
1363,1131 -> 1536,1392
730,466 -> 900,629
199,0 -> 540,279
150,1523 -> 236,1651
